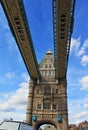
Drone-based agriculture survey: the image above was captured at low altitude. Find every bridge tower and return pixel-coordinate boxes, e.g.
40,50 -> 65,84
0,0 -> 76,130
26,50 -> 68,130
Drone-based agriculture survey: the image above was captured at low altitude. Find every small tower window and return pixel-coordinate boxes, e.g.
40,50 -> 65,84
56,89 -> 58,94
52,104 -> 57,109
45,64 -> 48,68
52,88 -> 54,94
45,71 -> 47,77
48,71 -> 51,77
37,104 -> 41,109
49,64 -> 52,68
37,89 -> 39,94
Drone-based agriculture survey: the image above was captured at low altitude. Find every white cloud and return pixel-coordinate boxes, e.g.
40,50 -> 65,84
70,38 -> 88,67
84,103 -> 88,108
0,111 -> 26,122
80,76 -> 88,90
80,55 -> 88,66
5,72 -> 15,79
77,39 -> 88,67
22,73 -> 29,82
70,37 -> 81,55
76,111 -> 88,118
77,39 -> 88,57
0,73 -> 29,121
68,96 -> 88,124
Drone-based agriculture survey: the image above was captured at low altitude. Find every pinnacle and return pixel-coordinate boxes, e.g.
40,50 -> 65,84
46,50 -> 53,55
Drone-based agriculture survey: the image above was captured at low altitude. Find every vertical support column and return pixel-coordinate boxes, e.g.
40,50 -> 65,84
62,94 -> 68,130
26,78 -> 35,125
58,79 -> 68,130
62,114 -> 68,130
62,81 -> 68,130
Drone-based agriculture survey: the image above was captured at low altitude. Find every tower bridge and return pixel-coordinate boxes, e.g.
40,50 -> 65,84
0,0 -> 76,130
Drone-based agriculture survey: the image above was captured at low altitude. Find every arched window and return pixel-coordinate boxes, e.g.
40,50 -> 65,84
49,64 -> 52,68
52,104 -> 57,109
48,71 -> 51,77
37,104 -> 41,109
45,64 -> 48,68
56,89 -> 58,94
37,88 -> 39,94
45,71 -> 47,77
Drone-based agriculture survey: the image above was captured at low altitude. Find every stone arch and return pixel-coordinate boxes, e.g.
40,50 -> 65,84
34,119 -> 59,130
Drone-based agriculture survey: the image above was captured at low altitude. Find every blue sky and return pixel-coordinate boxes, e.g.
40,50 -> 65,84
0,0 -> 88,126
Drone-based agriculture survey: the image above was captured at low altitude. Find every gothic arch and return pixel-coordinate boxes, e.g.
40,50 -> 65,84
34,119 -> 58,130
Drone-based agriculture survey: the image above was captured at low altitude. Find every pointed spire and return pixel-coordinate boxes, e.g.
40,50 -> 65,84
46,50 -> 53,55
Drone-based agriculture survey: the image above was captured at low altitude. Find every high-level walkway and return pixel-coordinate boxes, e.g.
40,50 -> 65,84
0,0 -> 76,130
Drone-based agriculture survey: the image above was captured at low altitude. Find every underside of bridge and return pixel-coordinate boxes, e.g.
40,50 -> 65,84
0,0 -> 76,130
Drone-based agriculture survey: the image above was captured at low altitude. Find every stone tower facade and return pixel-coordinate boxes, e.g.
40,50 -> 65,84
26,51 -> 68,130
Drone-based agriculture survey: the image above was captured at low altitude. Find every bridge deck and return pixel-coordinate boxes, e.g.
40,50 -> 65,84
52,0 -> 76,80
1,0 -> 40,80
0,0 -> 76,81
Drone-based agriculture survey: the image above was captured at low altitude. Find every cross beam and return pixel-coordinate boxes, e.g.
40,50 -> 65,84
1,0 -> 40,80
52,0 -> 76,80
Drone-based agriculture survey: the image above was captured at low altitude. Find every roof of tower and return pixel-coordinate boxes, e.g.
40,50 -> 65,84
39,50 -> 54,68
46,50 -> 53,55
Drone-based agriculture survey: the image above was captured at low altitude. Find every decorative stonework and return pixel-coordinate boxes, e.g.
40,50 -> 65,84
26,51 -> 68,130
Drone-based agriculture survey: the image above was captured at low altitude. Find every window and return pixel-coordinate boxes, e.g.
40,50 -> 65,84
45,64 -> 48,68
52,104 -> 57,109
48,71 -> 51,77
45,71 -> 47,77
44,102 -> 51,109
49,64 -> 52,68
56,89 -> 58,94
37,104 -> 41,109
37,89 -> 39,94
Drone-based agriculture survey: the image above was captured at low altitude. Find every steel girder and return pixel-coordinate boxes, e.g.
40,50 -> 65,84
1,0 -> 40,80
52,0 -> 76,80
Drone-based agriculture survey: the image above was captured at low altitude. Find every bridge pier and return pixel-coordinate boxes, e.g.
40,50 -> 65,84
26,78 -> 35,125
